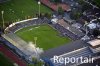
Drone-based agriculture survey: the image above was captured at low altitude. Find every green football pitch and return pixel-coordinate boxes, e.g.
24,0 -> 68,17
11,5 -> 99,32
15,24 -> 71,50
0,52 -> 14,66
0,0 -> 52,26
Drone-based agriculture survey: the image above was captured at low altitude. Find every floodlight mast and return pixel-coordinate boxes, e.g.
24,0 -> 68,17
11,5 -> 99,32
34,37 -> 40,59
81,21 -> 90,40
1,11 -> 5,30
85,21 -> 88,36
34,37 -> 37,45
38,1 -> 41,17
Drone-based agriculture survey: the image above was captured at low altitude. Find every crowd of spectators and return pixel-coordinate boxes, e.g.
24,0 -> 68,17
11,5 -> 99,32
5,17 -> 83,41
51,23 -> 80,40
5,18 -> 49,33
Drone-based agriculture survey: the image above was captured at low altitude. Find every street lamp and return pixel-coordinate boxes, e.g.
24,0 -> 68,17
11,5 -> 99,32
85,21 -> 88,35
1,11 -> 5,30
38,1 -> 41,17
81,21 -> 90,40
34,37 -> 37,45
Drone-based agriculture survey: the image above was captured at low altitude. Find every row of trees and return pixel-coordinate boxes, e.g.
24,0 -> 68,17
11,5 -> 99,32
70,0 -> 93,20
78,0 -> 92,12
93,0 -> 100,7
28,58 -> 50,66
70,10 -> 82,20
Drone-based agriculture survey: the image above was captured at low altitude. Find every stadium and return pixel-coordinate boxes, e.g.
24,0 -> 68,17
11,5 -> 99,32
0,0 -> 100,66
2,17 -> 72,62
1,17 -> 100,66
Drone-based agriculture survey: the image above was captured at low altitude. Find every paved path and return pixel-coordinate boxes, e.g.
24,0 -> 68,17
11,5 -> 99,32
0,44 -> 27,66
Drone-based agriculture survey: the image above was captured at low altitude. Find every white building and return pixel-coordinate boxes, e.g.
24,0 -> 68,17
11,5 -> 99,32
51,18 -> 58,24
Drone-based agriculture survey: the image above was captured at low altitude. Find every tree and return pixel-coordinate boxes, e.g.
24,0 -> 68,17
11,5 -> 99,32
77,0 -> 84,5
93,0 -> 100,7
82,3 -> 92,12
44,13 -> 52,19
70,10 -> 82,20
50,0 -> 61,3
97,18 -> 100,23
28,58 -> 44,66
92,29 -> 100,37
57,6 -> 64,15
77,0 -> 92,12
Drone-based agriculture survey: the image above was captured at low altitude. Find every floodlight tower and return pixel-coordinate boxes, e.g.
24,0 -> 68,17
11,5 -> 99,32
34,37 -> 40,59
34,37 -> 37,46
1,11 -> 5,30
85,21 -> 88,36
38,0 -> 41,17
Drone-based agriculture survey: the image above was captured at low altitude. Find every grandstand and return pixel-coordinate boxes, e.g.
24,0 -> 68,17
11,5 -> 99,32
2,33 -> 39,62
52,23 -> 80,40
5,17 -> 83,41
3,18 -> 97,66
5,18 -> 48,33
2,18 -> 71,62
58,19 -> 84,38
51,47 -> 93,66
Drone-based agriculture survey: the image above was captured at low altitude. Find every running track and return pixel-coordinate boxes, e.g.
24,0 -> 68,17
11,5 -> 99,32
0,44 -> 27,66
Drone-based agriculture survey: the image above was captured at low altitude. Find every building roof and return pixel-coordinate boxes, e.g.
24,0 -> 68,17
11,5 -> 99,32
51,18 -> 58,24
87,23 -> 97,29
88,39 -> 100,47
40,0 -> 70,11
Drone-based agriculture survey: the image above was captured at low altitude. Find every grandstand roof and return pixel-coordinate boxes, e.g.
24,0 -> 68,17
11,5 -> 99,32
51,47 -> 93,66
41,40 -> 89,58
78,58 -> 100,66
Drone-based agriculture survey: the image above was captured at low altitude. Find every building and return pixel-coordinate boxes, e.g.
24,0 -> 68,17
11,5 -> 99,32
88,39 -> 100,53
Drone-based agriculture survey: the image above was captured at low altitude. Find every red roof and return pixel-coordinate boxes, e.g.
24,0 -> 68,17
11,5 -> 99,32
40,0 -> 70,11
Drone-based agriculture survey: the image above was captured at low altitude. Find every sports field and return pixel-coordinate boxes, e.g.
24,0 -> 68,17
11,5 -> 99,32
0,0 -> 52,26
16,24 -> 71,50
0,52 -> 14,66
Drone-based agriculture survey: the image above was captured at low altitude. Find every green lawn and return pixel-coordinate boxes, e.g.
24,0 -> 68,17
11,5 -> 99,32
15,24 -> 71,50
0,0 -> 52,26
0,52 -> 14,66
